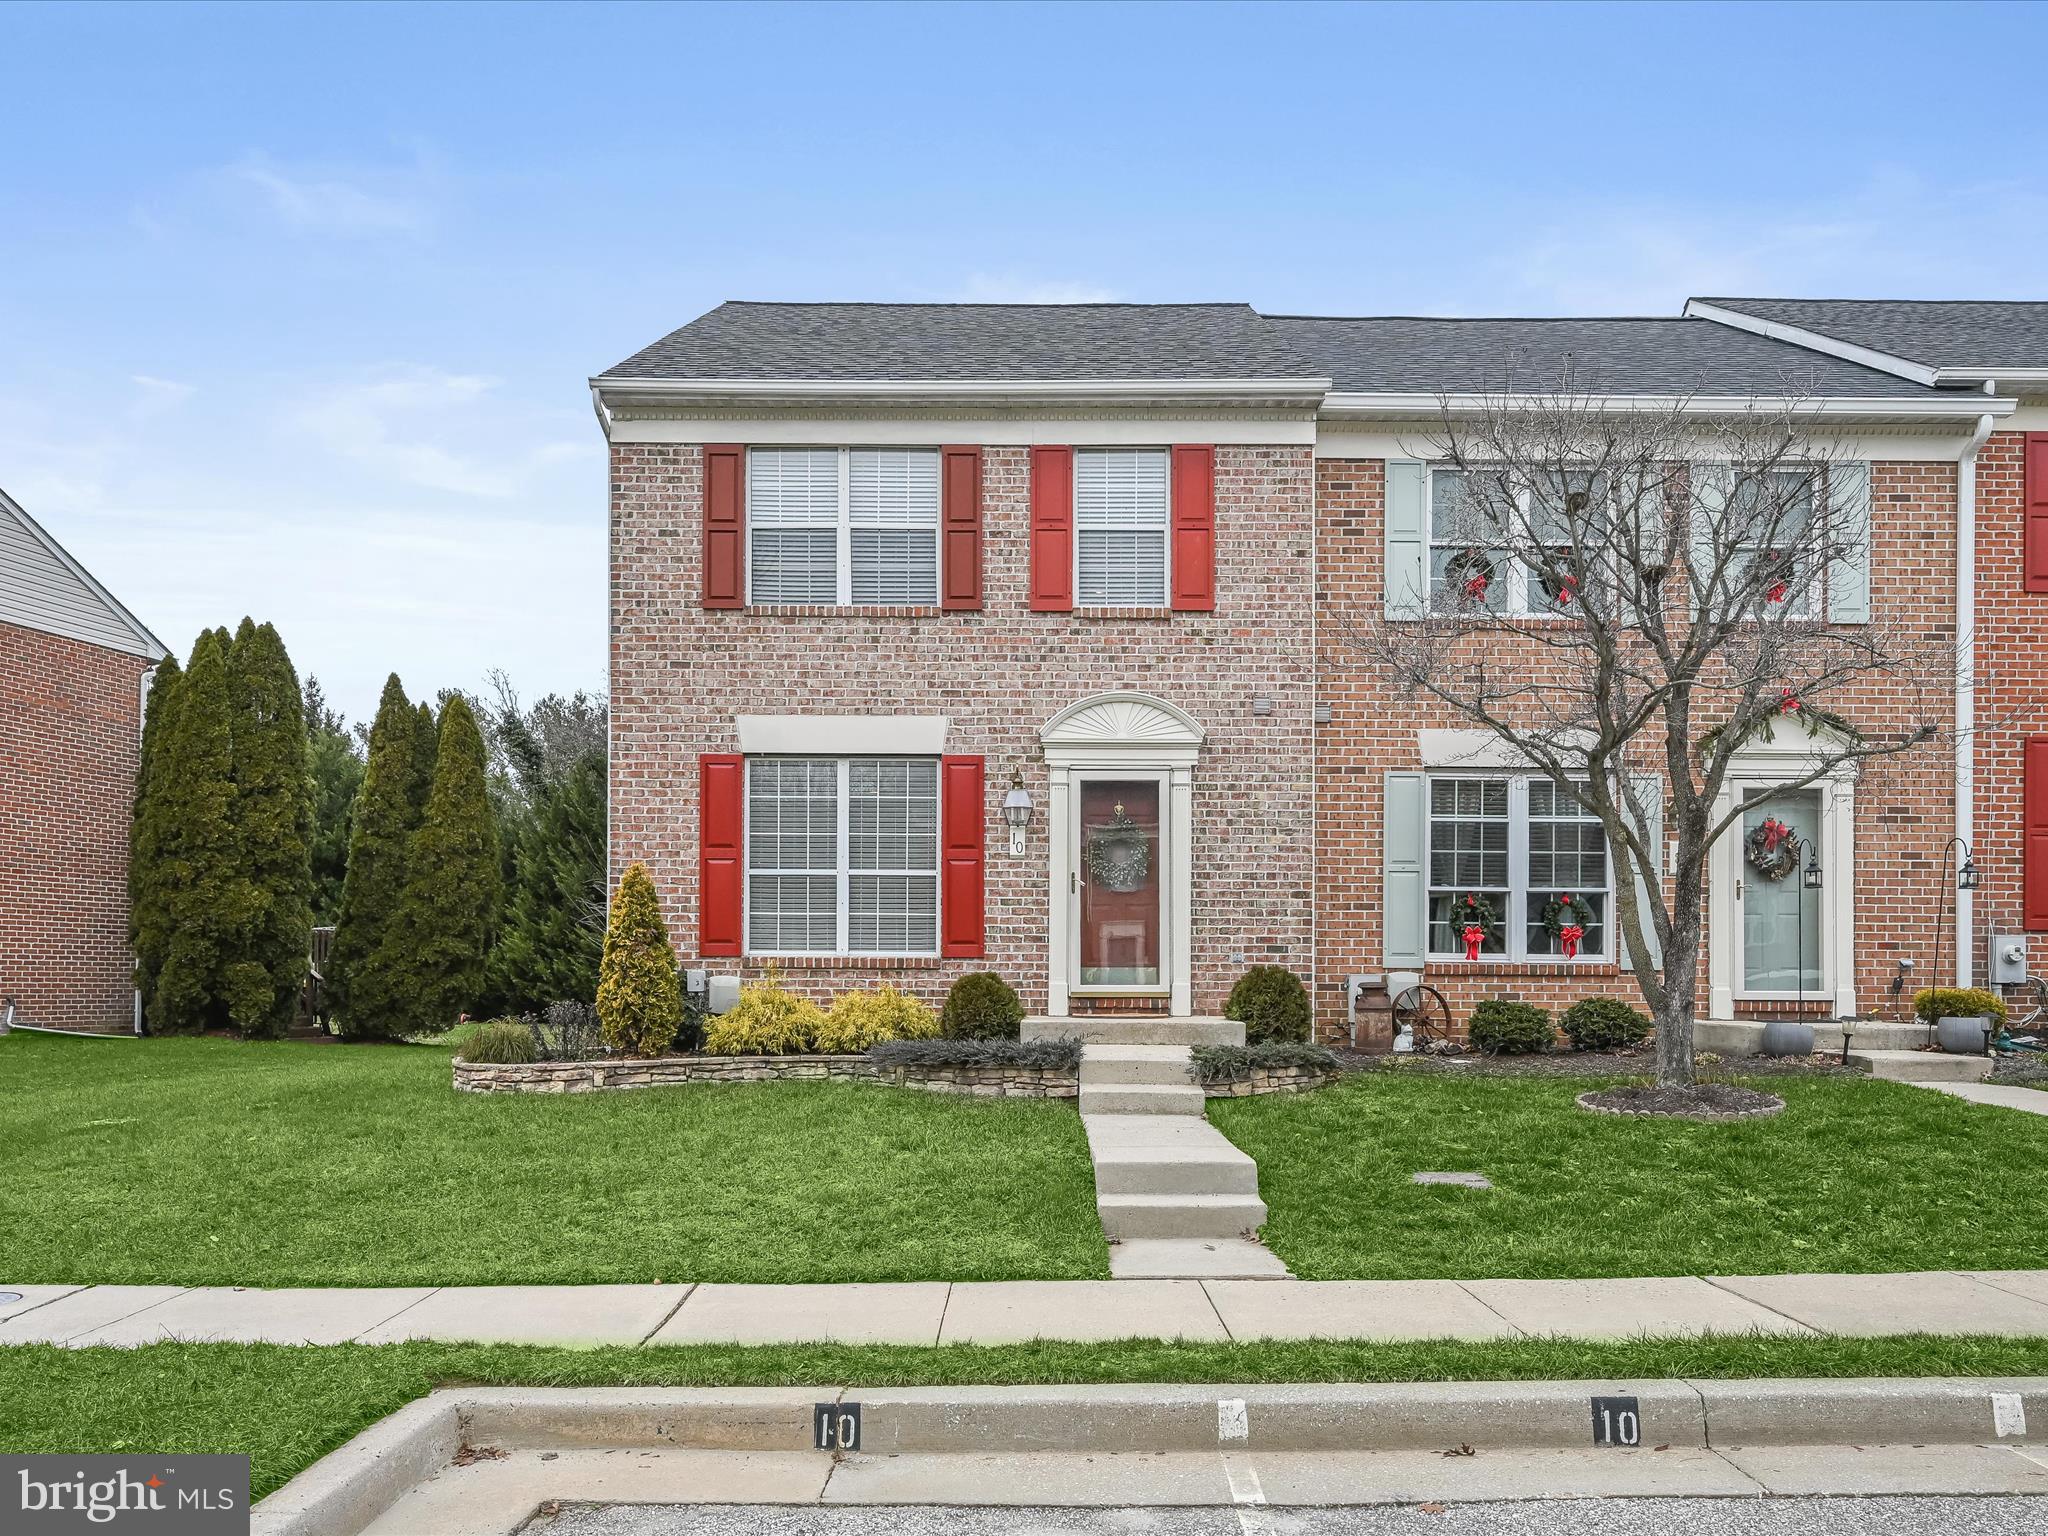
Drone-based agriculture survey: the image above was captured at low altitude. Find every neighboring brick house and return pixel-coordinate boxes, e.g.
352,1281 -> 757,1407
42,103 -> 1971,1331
594,298 -> 2045,1036
0,486 -> 167,1033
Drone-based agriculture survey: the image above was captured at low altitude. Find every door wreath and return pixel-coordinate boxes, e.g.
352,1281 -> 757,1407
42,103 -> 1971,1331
1085,802 -> 1152,892
1744,816 -> 1800,882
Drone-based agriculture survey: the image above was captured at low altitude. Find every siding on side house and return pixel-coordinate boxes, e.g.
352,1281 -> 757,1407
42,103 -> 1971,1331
0,491 -> 164,660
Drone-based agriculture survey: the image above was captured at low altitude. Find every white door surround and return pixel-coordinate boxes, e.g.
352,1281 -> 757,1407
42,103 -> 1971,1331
1706,721 -> 1858,1020
1040,692 -> 1203,1017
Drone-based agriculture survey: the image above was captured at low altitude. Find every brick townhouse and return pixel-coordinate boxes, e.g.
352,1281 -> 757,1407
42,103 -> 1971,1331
593,298 -> 2048,1038
0,486 -> 167,1032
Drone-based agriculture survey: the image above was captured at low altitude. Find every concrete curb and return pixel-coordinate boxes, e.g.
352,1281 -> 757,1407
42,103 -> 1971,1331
250,1375 -> 2048,1536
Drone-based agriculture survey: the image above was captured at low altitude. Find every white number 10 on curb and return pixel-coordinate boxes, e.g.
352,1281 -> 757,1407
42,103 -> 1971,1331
1590,1396 -> 1641,1447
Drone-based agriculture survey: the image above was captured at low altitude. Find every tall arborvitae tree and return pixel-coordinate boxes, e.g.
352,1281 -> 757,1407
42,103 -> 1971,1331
221,619 -> 316,1037
328,675 -> 426,1038
152,629 -> 250,1033
303,675 -> 364,923
130,655 -> 184,1027
411,702 -> 440,816
486,748 -> 607,1010
389,694 -> 502,1034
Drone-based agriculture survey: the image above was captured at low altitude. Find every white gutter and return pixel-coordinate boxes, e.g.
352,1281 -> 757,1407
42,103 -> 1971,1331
1955,395 -> 1999,985
1681,301 -> 1942,386
1937,366 -> 2048,388
592,374 -> 1333,404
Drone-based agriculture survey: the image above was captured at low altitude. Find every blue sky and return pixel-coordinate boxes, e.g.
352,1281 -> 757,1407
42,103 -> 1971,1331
5,0 -> 2045,725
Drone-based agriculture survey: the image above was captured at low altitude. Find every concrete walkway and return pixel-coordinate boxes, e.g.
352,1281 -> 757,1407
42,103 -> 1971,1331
12,1269 -> 2048,1349
1912,1080 -> 2048,1115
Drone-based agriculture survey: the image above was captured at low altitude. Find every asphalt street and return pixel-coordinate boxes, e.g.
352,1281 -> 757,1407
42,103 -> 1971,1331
525,1497 -> 2048,1535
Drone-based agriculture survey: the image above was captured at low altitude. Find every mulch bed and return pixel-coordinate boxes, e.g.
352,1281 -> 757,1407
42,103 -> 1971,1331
1576,1083 -> 1787,1120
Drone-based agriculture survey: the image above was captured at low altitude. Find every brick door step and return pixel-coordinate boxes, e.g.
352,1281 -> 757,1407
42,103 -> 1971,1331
1851,1048 -> 1994,1082
1025,1015 -> 1244,1047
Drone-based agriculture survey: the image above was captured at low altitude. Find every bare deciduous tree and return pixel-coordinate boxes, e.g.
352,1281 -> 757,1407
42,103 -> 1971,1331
1352,386 -> 1952,1092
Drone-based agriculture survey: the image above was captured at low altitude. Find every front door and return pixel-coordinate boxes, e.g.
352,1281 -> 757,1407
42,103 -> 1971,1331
1072,775 -> 1167,995
1735,786 -> 1826,1001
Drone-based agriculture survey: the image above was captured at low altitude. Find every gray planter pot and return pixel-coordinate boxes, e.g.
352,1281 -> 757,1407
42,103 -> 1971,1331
1759,1020 -> 1815,1058
1936,1015 -> 1992,1055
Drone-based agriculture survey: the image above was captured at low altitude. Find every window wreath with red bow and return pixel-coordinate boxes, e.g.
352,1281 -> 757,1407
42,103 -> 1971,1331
1539,893 -> 1589,959
1451,891 -> 1500,960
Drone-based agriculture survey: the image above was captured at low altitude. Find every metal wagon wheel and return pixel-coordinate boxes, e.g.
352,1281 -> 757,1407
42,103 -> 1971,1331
1391,983 -> 1454,1052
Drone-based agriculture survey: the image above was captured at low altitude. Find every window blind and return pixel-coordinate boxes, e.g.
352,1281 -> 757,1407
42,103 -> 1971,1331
1075,449 -> 1169,606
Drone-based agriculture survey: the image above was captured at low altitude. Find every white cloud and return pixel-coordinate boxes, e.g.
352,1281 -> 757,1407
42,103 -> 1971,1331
953,273 -> 1120,304
223,152 -> 433,235
287,366 -> 594,499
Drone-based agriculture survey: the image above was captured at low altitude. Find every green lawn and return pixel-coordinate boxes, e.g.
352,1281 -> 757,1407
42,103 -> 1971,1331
0,1033 -> 1106,1285
11,1334 -> 2048,1499
1210,1068 -> 2048,1280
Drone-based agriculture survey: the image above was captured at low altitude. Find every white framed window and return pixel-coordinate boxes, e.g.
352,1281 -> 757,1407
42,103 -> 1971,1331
1076,448 -> 1170,606
1727,467 -> 1820,619
745,756 -> 939,956
1428,466 -> 1612,617
747,448 -> 940,606
1426,774 -> 1611,961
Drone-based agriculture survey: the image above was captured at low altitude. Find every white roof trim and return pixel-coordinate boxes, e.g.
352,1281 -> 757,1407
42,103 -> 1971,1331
1317,390 -> 2015,423
0,485 -> 166,660
1682,300 -> 1942,386
596,375 -> 1333,398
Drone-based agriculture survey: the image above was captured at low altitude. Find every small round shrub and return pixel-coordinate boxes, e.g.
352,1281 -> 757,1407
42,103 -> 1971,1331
460,1017 -> 538,1064
941,971 -> 1024,1041
1559,996 -> 1651,1052
814,985 -> 941,1053
1224,965 -> 1312,1044
1914,986 -> 2008,1028
703,975 -> 826,1055
1467,999 -> 1554,1055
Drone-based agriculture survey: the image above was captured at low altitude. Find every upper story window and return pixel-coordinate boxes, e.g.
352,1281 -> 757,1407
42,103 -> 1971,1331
1429,466 -> 1609,617
745,756 -> 940,956
748,448 -> 940,607
1426,774 -> 1611,962
1076,448 -> 1170,606
1727,467 -> 1818,619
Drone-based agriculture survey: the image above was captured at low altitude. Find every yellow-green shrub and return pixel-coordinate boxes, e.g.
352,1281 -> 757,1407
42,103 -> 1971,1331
596,863 -> 685,1057
815,985 -> 940,1053
703,974 -> 826,1055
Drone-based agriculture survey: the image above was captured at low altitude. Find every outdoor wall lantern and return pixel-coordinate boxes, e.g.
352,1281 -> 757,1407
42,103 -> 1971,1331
1002,773 -> 1034,858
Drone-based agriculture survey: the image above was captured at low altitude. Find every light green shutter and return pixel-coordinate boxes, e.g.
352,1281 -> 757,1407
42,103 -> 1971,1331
1619,771 -> 1663,973
1385,460 -> 1427,620
1383,771 -> 1428,967
1689,462 -> 1733,616
1827,461 -> 1871,624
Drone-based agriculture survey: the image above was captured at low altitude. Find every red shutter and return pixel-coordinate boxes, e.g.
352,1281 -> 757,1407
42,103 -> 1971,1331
2026,435 -> 2048,593
1170,444 -> 1216,611
940,755 -> 985,957
1029,446 -> 1074,611
703,445 -> 745,609
2028,740 -> 2048,932
699,753 -> 744,955
940,445 -> 983,610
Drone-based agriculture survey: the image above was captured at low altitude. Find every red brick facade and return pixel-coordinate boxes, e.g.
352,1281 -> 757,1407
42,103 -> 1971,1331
0,620 -> 150,1032
609,440 -> 1315,1015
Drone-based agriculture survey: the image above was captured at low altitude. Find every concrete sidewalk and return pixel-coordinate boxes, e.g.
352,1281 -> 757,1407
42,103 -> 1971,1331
10,1269 -> 2048,1349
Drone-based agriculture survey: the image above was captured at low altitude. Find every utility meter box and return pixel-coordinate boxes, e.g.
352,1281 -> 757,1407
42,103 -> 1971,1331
706,974 -> 743,1015
1991,934 -> 2029,987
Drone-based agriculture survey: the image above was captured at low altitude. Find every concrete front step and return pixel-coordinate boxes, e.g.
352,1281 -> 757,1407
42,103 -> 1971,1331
1695,1018 -> 1931,1054
1078,1083 -> 1207,1116
1091,1144 -> 1261,1197
1077,1044 -> 1196,1088
1852,1048 -> 1993,1082
1098,1192 -> 1269,1240
1108,1237 -> 1291,1279
1024,1015 -> 1244,1046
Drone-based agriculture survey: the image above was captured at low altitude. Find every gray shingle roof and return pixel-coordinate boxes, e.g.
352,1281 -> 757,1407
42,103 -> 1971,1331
599,301 -> 1328,382
1263,315 -> 1939,398
1696,298 -> 2048,372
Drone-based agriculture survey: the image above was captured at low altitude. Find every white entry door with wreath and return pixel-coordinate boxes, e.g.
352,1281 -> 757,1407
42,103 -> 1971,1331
1039,692 -> 1203,1017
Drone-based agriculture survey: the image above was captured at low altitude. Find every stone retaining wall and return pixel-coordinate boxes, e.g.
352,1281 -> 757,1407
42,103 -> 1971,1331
453,1054 -> 1078,1098
1200,1064 -> 1341,1097
453,1054 -> 1339,1100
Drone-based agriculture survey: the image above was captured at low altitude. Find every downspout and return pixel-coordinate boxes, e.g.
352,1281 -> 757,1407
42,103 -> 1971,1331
1955,396 -> 1998,985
